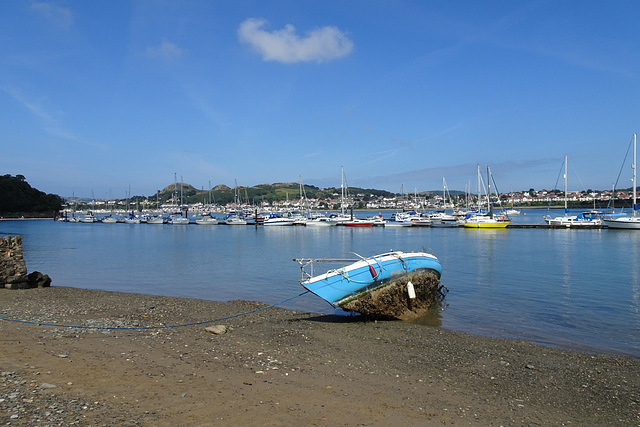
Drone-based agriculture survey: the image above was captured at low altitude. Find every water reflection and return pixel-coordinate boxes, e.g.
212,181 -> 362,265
406,301 -> 446,327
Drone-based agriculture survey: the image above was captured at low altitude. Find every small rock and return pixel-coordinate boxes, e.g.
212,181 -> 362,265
205,325 -> 227,335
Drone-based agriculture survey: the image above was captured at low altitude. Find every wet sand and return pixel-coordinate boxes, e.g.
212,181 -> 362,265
1,287 -> 638,426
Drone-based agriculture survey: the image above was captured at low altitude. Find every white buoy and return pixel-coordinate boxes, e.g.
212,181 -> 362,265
407,281 -> 416,299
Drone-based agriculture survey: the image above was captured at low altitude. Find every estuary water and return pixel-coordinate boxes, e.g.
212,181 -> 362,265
2,208 -> 639,359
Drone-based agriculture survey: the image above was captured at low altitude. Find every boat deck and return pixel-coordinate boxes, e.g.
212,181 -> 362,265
506,224 -> 605,229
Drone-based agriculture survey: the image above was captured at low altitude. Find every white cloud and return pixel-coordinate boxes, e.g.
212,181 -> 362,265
31,1 -> 73,29
146,40 -> 184,62
2,86 -> 96,145
238,18 -> 354,64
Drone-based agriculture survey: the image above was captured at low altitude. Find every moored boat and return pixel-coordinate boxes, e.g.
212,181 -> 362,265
343,217 -> 375,227
430,212 -> 464,227
385,212 -> 413,227
306,215 -> 337,226
123,213 -> 141,224
195,213 -> 219,225
169,213 -> 190,225
294,250 -> 446,320
222,213 -> 247,225
544,155 -> 604,227
146,215 -> 165,224
464,165 -> 511,229
263,214 -> 295,226
604,134 -> 640,229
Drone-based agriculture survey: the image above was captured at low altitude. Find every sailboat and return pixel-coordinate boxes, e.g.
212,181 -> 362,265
604,134 -> 640,229
169,176 -> 189,224
464,165 -> 511,229
543,156 -> 603,227
503,185 -> 521,215
430,177 -> 464,227
294,250 -> 445,320
331,166 -> 373,226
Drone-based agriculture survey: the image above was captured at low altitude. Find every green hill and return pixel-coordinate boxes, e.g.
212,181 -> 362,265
130,181 -> 398,206
0,174 -> 64,216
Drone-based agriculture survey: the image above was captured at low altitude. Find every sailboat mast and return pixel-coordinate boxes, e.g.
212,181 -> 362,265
564,155 -> 568,211
477,164 -> 481,212
341,166 -> 345,216
633,134 -> 637,217
487,165 -> 493,218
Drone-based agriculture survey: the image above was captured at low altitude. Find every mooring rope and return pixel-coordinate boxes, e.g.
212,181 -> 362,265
0,290 -> 311,331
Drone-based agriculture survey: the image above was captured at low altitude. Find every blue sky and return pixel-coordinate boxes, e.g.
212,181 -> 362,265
2,1 -> 640,198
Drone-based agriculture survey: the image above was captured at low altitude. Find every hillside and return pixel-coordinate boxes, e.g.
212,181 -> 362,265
141,182 -> 400,206
0,174 -> 64,216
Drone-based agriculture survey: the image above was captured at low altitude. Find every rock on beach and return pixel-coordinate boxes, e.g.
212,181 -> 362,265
1,235 -> 51,289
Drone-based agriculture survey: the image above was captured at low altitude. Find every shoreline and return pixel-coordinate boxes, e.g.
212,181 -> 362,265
1,286 -> 638,426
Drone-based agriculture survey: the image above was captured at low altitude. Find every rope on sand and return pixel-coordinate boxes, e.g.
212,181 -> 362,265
0,290 -> 311,330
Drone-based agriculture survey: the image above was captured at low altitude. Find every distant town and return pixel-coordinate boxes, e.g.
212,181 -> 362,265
65,183 -> 635,213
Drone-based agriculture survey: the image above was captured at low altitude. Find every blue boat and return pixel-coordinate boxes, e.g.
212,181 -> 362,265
294,250 -> 444,319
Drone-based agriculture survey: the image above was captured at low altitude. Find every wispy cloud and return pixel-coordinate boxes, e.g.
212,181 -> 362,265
3,86 -> 81,142
146,40 -> 184,62
238,18 -> 354,64
30,1 -> 73,29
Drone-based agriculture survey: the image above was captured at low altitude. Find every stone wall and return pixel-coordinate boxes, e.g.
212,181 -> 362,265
1,236 -> 51,289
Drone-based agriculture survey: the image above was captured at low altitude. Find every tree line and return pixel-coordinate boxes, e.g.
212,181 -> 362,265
0,174 -> 64,216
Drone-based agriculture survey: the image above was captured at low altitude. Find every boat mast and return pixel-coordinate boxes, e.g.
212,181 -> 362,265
476,164 -> 481,213
563,155 -> 568,212
340,166 -> 347,216
487,165 -> 493,218
633,134 -> 637,217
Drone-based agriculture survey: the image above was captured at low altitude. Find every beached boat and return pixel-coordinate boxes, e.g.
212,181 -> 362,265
604,134 -> 640,229
294,250 -> 445,320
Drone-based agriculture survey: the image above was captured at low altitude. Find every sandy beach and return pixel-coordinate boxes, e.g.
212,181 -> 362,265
1,286 -> 638,426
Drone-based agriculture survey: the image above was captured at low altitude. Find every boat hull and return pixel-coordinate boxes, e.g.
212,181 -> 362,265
604,217 -> 640,229
300,251 -> 443,319
463,220 -> 510,229
339,269 -> 446,320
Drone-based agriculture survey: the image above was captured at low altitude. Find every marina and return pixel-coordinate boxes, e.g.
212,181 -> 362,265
1,208 -> 639,359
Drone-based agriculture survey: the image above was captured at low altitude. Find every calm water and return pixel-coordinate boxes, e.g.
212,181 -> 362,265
2,208 -> 639,359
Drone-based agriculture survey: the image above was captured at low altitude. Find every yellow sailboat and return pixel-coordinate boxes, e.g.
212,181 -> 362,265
464,165 -> 511,229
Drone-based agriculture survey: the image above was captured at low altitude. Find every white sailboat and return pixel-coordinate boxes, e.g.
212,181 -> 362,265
544,156 -> 603,227
503,185 -> 521,215
430,177 -> 463,227
604,133 -> 640,229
